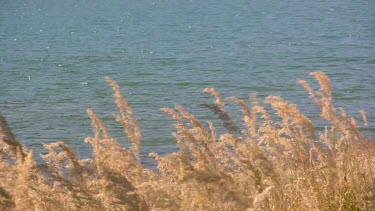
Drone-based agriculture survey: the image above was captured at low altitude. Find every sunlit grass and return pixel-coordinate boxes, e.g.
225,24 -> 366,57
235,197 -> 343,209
0,71 -> 374,210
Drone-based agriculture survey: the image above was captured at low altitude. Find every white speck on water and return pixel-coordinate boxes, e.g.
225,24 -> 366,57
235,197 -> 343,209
40,29 -> 43,32
46,46 -> 49,49
28,76 -> 31,80
14,38 -> 17,41
149,51 -> 153,54
58,64 -> 62,67
80,82 -> 88,85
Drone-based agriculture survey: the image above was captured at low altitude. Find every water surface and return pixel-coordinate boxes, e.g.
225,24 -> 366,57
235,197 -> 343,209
1,0 -> 374,165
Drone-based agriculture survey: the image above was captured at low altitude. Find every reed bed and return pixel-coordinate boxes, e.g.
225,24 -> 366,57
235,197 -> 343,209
0,71 -> 374,210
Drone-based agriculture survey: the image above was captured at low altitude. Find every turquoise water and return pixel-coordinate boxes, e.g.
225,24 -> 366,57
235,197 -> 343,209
1,0 -> 374,165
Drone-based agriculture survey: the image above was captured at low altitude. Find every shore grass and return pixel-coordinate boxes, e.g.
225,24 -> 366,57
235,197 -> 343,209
0,71 -> 374,210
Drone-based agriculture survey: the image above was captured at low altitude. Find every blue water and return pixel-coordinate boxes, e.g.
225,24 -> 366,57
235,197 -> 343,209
1,0 -> 374,165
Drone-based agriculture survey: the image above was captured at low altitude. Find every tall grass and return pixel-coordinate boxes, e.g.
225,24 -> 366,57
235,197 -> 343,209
0,71 -> 374,210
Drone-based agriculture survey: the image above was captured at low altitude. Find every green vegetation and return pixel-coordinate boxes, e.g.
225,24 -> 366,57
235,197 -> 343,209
0,71 -> 374,210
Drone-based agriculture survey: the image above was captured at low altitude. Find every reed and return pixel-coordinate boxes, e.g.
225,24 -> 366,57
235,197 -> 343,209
0,71 -> 373,210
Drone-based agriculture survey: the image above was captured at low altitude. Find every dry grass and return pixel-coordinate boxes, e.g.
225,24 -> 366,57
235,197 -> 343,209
0,71 -> 374,210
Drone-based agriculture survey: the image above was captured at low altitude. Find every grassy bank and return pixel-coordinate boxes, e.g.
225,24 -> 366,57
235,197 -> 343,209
0,71 -> 374,210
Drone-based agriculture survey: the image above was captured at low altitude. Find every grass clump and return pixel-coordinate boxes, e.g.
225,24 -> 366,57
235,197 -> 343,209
0,71 -> 374,210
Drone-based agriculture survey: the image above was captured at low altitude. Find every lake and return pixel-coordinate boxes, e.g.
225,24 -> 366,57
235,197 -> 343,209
1,0 -> 374,166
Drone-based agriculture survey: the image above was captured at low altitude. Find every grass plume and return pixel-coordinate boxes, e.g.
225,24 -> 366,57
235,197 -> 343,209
0,71 -> 374,210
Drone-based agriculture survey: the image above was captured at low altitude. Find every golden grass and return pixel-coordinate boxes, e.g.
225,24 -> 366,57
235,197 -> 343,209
0,71 -> 374,210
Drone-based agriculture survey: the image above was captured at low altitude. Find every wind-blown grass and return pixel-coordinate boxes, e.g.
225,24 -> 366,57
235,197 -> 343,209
0,71 -> 374,210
